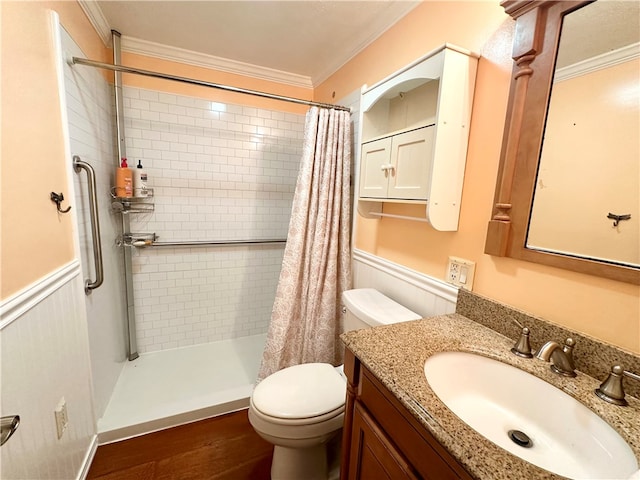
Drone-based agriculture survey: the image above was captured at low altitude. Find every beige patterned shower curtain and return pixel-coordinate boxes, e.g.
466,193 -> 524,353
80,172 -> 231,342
258,106 -> 352,381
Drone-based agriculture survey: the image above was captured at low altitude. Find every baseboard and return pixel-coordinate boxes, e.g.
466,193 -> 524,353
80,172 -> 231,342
97,398 -> 250,445
77,434 -> 99,480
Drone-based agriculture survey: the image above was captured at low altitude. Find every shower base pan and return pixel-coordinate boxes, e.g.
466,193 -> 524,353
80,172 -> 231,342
97,333 -> 266,444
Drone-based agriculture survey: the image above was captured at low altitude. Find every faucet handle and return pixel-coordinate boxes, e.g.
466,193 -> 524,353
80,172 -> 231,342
562,338 -> 576,367
511,327 -> 533,358
595,365 -> 640,406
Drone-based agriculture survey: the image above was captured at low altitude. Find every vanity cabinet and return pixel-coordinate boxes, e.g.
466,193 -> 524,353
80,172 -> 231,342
341,348 -> 473,480
360,126 -> 434,200
357,44 -> 478,230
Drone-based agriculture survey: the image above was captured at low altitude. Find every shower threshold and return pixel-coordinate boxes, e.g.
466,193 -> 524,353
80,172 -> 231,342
97,333 -> 266,444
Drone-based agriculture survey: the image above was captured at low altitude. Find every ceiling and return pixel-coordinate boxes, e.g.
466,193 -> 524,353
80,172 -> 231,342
90,1 -> 421,87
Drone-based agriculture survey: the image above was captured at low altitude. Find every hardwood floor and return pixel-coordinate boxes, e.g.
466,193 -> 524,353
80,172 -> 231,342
87,410 -> 273,480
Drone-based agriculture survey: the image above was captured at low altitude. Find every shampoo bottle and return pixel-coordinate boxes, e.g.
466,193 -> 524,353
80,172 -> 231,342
133,160 -> 148,197
115,158 -> 133,198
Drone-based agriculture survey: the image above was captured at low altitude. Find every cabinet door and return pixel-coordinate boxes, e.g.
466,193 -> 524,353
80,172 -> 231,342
348,402 -> 418,480
387,127 -> 434,200
359,137 -> 392,198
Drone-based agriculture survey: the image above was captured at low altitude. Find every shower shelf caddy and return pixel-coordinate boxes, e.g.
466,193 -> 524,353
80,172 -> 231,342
357,43 -> 478,231
117,232 -> 158,248
111,188 -> 156,248
110,187 -> 155,214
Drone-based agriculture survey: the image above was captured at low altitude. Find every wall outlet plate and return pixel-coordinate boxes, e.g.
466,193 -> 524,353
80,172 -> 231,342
446,257 -> 476,290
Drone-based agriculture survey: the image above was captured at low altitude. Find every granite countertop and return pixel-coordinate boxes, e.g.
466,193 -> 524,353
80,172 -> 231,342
341,313 -> 640,480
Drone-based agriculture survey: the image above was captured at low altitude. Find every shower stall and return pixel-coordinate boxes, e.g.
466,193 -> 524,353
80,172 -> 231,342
61,27 -> 327,442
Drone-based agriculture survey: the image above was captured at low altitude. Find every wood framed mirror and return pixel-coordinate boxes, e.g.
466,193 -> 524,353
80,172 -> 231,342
485,0 -> 640,285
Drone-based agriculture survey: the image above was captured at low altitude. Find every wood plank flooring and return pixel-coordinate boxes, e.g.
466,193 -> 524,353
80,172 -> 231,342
87,410 -> 273,480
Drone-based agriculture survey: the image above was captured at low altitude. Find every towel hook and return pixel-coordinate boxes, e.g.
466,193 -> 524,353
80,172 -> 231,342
607,213 -> 631,227
50,192 -> 71,214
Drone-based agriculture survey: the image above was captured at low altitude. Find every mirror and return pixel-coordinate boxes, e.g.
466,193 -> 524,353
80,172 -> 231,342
527,1 -> 639,267
485,0 -> 640,284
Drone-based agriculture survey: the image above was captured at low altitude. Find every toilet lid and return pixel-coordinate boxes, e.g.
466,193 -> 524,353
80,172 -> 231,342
253,363 -> 346,419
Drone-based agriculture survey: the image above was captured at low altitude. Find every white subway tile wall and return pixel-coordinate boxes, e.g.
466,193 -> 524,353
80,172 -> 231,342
63,28 -> 129,420
123,87 -> 305,352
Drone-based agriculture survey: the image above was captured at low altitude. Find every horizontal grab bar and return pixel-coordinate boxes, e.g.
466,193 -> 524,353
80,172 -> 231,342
149,239 -> 287,248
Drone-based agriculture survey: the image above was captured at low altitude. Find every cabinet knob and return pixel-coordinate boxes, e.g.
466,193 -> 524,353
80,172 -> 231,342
380,164 -> 394,176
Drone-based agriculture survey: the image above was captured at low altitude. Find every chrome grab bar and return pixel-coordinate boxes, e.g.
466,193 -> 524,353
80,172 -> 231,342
150,239 -> 287,248
73,156 -> 104,294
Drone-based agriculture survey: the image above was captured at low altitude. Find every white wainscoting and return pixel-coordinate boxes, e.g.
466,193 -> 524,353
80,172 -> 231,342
352,249 -> 458,318
0,260 -> 97,480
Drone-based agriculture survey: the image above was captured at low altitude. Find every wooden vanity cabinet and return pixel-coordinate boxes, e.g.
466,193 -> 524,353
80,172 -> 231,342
341,348 -> 473,480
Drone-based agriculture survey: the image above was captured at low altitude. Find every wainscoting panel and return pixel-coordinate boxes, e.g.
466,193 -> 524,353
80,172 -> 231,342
0,261 -> 97,480
352,249 -> 458,318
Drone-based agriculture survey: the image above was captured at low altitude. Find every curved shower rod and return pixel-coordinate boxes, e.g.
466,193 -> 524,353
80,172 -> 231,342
71,57 -> 351,112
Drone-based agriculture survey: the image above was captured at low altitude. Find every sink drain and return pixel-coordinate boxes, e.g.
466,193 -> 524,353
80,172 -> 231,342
508,429 -> 533,448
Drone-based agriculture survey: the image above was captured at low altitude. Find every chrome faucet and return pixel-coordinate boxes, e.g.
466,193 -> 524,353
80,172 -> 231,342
535,338 -> 577,377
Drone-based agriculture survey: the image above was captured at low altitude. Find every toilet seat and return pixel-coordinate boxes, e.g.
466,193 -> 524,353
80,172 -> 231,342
252,363 -> 346,420
250,398 -> 344,428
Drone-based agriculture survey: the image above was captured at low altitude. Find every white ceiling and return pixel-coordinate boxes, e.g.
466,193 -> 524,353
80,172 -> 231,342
89,1 -> 421,87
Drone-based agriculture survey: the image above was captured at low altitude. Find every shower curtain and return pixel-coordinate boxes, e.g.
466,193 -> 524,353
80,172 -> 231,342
258,106 -> 352,381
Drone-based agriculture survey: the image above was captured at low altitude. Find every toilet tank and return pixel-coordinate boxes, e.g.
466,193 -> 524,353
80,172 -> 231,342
341,288 -> 421,332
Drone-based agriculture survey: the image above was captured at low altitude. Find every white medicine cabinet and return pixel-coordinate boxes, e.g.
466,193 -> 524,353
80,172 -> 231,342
357,44 -> 478,231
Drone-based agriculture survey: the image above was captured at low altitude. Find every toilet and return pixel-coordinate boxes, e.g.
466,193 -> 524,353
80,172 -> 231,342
248,288 -> 421,480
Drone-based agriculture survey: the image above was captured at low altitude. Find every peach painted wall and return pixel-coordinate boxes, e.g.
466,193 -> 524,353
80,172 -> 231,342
316,2 -> 640,353
0,1 -> 109,299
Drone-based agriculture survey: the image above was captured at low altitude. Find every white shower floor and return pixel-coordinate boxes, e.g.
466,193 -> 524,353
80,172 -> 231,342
97,333 -> 266,444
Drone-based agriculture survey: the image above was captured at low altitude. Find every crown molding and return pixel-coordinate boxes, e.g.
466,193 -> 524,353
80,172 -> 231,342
555,42 -> 640,82
121,36 -> 313,89
77,0 -> 111,47
76,0 -> 418,89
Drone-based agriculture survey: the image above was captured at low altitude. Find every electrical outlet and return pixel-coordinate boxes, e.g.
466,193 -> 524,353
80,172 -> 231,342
54,398 -> 68,440
447,261 -> 460,283
446,257 -> 476,290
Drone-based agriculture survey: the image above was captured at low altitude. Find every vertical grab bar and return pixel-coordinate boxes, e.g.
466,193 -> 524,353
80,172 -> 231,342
73,155 -> 104,294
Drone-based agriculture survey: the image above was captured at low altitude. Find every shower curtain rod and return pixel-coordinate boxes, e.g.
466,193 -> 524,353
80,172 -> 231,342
71,57 -> 351,112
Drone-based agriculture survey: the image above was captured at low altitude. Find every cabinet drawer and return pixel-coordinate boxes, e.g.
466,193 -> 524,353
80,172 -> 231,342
359,368 -> 471,480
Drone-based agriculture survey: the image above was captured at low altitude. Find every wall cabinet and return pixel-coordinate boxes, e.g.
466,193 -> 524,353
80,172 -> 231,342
360,126 -> 434,200
341,348 -> 473,480
357,44 -> 478,231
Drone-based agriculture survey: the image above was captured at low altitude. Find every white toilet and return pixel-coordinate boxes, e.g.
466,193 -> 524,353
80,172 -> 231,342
249,288 -> 421,480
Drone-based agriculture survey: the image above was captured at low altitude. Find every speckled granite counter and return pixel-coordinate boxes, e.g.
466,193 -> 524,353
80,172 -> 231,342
341,313 -> 640,480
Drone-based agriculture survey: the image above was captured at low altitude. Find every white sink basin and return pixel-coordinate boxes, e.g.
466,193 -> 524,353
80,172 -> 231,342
424,351 -> 638,479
